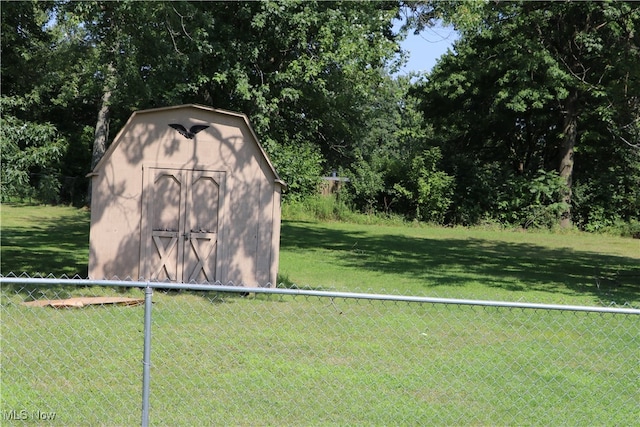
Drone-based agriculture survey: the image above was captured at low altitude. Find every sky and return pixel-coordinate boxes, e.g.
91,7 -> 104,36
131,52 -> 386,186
395,23 -> 459,76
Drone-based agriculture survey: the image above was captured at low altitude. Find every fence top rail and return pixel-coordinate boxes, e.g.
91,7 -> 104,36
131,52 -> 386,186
1,276 -> 639,315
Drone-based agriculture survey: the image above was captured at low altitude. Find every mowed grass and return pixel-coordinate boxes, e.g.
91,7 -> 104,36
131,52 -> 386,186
3,290 -> 638,426
279,220 -> 640,307
2,204 -> 639,425
2,203 -> 639,306
0,204 -> 90,277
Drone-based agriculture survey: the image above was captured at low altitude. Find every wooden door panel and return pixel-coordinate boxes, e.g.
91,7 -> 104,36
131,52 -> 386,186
152,172 -> 182,232
184,232 -> 217,283
151,232 -> 179,281
146,169 -> 185,281
188,172 -> 220,233
143,168 -> 223,283
183,171 -> 223,283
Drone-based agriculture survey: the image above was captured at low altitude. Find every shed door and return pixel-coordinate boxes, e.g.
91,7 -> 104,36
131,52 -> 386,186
143,168 -> 224,283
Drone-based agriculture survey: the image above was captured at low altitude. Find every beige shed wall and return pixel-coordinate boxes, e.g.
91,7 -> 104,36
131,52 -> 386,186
88,148 -> 144,280
88,105 -> 283,286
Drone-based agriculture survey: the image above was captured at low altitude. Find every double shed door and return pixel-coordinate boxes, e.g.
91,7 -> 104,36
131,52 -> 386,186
142,167 -> 225,283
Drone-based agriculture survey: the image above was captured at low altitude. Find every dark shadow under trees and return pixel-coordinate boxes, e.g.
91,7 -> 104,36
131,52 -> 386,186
2,210 -> 638,306
280,221 -> 640,306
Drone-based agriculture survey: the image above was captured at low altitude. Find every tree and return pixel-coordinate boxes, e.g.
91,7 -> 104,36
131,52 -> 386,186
345,74 -> 447,218
34,0 -> 405,204
58,1 -> 181,203
392,147 -> 454,222
412,1 -> 640,228
0,98 -> 67,202
0,1 -> 69,202
157,0 -> 404,199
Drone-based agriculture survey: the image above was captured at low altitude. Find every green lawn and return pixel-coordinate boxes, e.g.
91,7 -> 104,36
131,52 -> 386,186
2,203 -> 639,306
1,204 -> 639,425
2,289 -> 638,426
0,204 -> 90,277
279,219 -> 640,307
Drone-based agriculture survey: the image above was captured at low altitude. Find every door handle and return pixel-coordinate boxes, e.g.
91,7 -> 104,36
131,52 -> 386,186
183,232 -> 190,239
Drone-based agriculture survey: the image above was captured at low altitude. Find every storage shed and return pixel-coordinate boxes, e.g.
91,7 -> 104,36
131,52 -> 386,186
88,104 -> 285,286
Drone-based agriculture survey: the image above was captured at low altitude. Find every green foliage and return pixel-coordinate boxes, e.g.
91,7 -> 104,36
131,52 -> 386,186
496,170 -> 569,229
283,194 -> 412,226
346,76 -> 434,217
414,0 -> 640,229
266,140 -> 325,201
3,0 -> 637,231
572,125 -> 640,231
2,0 -> 405,205
282,194 -> 353,222
1,1 -> 101,204
348,156 -> 388,214
161,0 -> 402,170
0,97 -> 68,203
392,147 -> 454,223
613,220 -> 640,239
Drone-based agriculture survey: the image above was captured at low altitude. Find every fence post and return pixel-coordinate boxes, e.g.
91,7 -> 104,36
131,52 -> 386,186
141,285 -> 153,427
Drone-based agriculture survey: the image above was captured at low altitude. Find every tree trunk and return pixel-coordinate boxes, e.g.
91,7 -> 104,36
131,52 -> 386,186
558,89 -> 578,228
86,65 -> 114,207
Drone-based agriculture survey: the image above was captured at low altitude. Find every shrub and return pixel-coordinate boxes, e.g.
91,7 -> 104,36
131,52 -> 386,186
391,147 -> 454,224
265,139 -> 324,202
496,170 -> 569,229
0,98 -> 67,203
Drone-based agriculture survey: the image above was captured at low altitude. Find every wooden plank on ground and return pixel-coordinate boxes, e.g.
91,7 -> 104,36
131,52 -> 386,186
22,296 -> 144,308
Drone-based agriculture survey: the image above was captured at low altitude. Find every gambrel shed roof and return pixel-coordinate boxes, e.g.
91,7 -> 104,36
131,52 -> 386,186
88,104 -> 285,286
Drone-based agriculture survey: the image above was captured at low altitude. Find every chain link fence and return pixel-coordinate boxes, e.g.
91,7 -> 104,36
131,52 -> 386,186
2,275 -> 639,426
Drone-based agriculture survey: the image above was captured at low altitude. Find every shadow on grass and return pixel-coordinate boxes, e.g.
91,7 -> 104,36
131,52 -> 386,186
1,212 -> 90,277
276,272 -> 329,291
3,211 -> 639,306
0,208 -> 267,303
280,221 -> 640,305
1,208 -> 91,298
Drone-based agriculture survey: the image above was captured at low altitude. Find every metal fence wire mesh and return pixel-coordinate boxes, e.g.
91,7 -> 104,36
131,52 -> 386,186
2,276 -> 639,426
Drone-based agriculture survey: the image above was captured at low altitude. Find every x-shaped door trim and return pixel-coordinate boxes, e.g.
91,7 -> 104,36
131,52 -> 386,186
186,232 -> 217,282
152,232 -> 179,281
